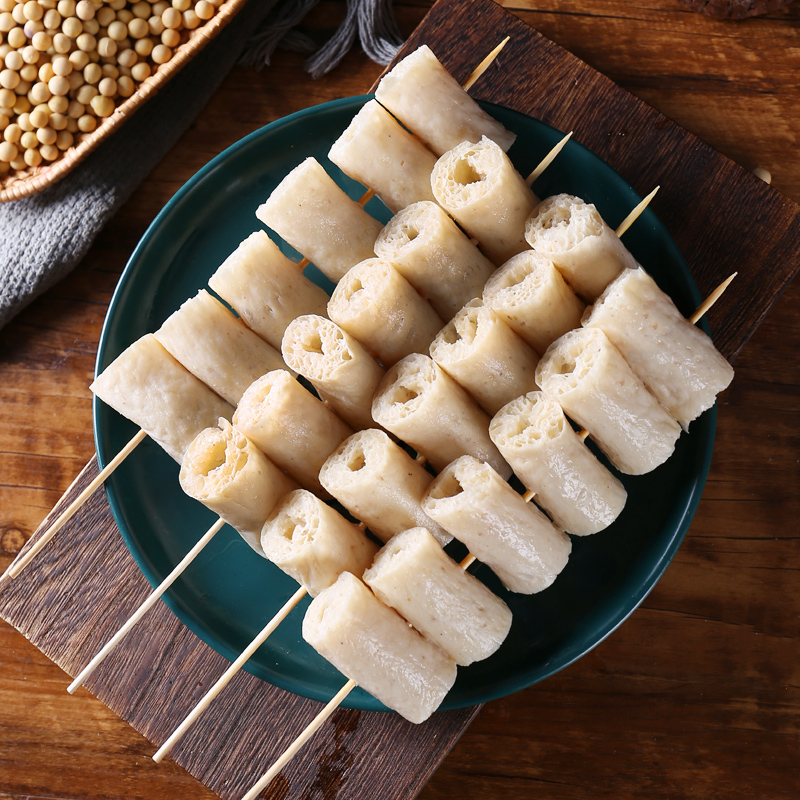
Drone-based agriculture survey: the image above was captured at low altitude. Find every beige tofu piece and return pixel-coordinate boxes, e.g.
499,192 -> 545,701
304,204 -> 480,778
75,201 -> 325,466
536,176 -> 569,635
422,455 -> 571,594
256,158 -> 382,282
91,334 -> 234,463
318,429 -> 451,546
373,200 -> 495,320
328,99 -> 438,213
261,490 -> 378,597
208,231 -> 329,351
374,44 -> 515,156
281,315 -> 385,431
180,419 -> 297,555
429,300 -> 540,415
363,527 -> 512,666
583,266 -> 734,428
328,258 -> 444,367
154,289 -> 286,406
490,391 -> 627,535
233,370 -> 353,495
525,194 -> 637,302
302,571 -> 457,724
372,353 -> 511,478
431,137 -> 538,265
536,328 -> 681,475
482,250 -> 585,355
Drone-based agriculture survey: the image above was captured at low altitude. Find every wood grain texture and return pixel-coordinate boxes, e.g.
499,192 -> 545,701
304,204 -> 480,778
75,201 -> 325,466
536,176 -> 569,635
1,0 -> 799,798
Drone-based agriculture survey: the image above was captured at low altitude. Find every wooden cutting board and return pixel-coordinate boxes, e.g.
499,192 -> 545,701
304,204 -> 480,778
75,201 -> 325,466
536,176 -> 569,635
2,0 -> 799,798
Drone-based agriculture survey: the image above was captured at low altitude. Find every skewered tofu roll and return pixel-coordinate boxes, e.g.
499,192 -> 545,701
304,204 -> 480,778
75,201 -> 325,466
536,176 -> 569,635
536,329 -> 681,475
208,231 -> 329,351
373,200 -> 495,320
281,315 -> 385,431
303,571 -> 457,724
328,258 -> 444,367
256,158 -> 383,282
481,250 -> 585,355
431,136 -> 538,265
490,392 -> 627,535
328,99 -> 438,213
261,490 -> 378,597
233,371 -> 353,495
91,334 -> 234,463
180,419 -> 298,555
429,300 -> 539,415
525,194 -> 638,302
318,429 -> 451,546
363,527 -> 512,666
422,456 -> 571,594
154,290 -> 287,406
374,44 -> 516,156
583,267 -> 734,428
371,353 -> 511,478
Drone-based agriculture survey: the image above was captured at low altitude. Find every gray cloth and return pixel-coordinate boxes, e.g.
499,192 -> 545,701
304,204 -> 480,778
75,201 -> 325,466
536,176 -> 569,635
0,0 -> 401,331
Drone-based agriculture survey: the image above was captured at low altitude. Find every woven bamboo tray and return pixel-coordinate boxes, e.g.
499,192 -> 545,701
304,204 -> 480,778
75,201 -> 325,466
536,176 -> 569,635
0,0 -> 248,204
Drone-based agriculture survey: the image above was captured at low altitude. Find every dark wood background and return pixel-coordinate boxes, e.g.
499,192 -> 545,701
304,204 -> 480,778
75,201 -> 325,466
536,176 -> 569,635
1,1 -> 799,799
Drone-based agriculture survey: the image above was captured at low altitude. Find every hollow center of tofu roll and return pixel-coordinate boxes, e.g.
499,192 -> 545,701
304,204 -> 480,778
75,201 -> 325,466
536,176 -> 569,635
425,470 -> 464,501
491,394 -> 565,446
484,251 -> 550,299
272,506 -> 320,548
453,159 -> 483,186
527,194 -> 604,251
544,331 -> 599,392
284,317 -> 354,375
181,424 -> 248,495
345,447 -> 367,472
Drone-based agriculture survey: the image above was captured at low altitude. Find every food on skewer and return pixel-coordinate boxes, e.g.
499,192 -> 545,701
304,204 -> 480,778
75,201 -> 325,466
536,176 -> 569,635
481,250 -> 586,355
261,490 -> 379,597
90,334 -> 234,463
535,328 -> 682,475
431,136 -> 538,265
281,314 -> 385,431
318,429 -> 452,546
373,200 -> 496,319
180,420 -> 299,555
302,571 -> 457,724
233,370 -> 353,496
256,157 -> 383,282
422,455 -> 571,594
328,99 -> 438,213
582,266 -> 735,428
374,44 -> 516,156
363,527 -> 512,666
154,290 -> 288,406
490,391 -> 627,535
429,300 -> 540,415
372,353 -> 511,478
525,193 -> 638,301
208,231 -> 329,351
328,258 -> 444,367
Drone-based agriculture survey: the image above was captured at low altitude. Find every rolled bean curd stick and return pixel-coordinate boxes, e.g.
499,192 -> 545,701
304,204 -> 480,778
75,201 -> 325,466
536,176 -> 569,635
155,290 -> 288,405
208,231 -> 329,350
233,370 -> 353,495
373,200 -> 496,320
481,250 -> 585,355
328,99 -> 438,213
525,194 -> 638,302
431,136 -> 538,265
422,455 -> 571,594
318,429 -> 452,546
490,391 -> 627,535
429,300 -> 540,415
371,353 -> 511,478
256,158 -> 383,282
328,258 -> 444,366
281,315 -> 385,431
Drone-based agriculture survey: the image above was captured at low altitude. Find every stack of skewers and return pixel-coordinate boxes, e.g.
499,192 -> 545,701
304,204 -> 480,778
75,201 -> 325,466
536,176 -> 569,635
2,41 -> 735,800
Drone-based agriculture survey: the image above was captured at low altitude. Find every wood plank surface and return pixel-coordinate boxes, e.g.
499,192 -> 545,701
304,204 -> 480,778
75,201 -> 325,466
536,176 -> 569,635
1,0 -> 799,799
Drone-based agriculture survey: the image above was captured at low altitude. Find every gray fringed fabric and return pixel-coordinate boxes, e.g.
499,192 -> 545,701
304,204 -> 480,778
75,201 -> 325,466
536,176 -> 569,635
0,0 -> 403,332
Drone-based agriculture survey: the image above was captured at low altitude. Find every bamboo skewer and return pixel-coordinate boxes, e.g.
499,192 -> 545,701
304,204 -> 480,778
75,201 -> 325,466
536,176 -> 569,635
690,273 -> 737,324
526,132 -> 573,186
462,36 -> 510,91
616,186 -> 660,237
67,517 -> 226,694
2,428 -> 147,581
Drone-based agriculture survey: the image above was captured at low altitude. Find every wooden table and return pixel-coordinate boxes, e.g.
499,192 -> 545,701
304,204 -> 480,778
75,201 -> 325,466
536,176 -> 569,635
2,1 -> 799,798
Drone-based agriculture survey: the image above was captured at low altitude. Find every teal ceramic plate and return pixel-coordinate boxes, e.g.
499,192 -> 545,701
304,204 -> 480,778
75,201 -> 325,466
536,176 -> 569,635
94,96 -> 715,711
